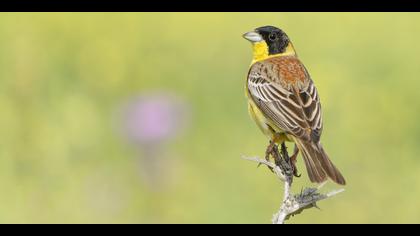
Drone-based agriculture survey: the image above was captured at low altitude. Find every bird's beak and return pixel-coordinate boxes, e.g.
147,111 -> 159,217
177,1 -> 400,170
242,31 -> 263,43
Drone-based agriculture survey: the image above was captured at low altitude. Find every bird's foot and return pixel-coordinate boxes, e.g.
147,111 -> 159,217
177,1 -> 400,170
263,141 -> 277,173
265,140 -> 276,161
278,142 -> 294,184
264,141 -> 297,182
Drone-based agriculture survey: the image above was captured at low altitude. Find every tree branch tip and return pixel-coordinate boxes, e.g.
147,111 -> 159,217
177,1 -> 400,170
317,181 -> 327,190
326,188 -> 345,197
241,156 -> 276,168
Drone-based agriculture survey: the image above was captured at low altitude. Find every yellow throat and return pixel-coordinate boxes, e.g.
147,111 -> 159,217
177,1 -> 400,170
251,41 -> 297,65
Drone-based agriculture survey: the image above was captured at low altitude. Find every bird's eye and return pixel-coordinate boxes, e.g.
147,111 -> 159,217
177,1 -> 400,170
268,33 -> 277,41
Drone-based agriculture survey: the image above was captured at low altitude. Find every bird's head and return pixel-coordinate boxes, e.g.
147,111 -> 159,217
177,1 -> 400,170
243,26 -> 296,63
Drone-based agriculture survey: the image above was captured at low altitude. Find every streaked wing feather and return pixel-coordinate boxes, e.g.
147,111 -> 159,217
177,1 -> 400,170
247,61 -> 323,142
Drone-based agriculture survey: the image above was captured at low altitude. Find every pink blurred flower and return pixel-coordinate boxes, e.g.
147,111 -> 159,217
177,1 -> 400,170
121,93 -> 189,145
118,92 -> 190,191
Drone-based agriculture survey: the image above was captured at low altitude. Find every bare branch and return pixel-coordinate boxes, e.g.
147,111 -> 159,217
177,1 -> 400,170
242,145 -> 344,224
241,156 -> 286,182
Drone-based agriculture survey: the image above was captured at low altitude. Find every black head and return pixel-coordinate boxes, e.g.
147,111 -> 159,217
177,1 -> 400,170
255,26 -> 290,55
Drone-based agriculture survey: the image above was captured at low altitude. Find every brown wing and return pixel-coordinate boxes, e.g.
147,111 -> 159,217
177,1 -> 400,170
247,56 -> 323,143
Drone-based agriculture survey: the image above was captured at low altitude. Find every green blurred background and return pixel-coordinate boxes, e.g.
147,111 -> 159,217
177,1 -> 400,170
0,12 -> 420,224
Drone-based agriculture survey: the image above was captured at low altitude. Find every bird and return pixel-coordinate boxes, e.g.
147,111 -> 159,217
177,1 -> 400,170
243,26 -> 346,185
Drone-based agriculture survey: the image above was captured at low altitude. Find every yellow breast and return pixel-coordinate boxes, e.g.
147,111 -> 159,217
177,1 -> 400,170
247,97 -> 291,144
247,98 -> 272,137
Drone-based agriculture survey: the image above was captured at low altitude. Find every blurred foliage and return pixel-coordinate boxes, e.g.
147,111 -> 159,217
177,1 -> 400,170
0,12 -> 420,223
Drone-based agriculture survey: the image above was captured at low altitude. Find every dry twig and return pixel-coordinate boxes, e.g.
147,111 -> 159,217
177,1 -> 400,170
242,144 -> 344,224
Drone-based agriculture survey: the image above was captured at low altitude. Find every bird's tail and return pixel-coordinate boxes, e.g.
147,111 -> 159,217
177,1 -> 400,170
294,139 -> 346,185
